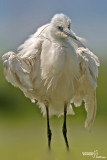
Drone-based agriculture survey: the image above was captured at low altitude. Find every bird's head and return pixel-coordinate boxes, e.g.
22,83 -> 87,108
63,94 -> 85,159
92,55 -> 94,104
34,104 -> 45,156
50,13 -> 77,40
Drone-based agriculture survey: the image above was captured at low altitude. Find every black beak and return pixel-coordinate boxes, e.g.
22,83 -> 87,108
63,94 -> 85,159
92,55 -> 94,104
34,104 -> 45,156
63,29 -> 77,40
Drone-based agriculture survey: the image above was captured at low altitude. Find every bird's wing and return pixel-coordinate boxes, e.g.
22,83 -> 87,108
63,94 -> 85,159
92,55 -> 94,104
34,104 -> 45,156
2,37 -> 43,96
72,47 -> 100,130
2,23 -> 51,101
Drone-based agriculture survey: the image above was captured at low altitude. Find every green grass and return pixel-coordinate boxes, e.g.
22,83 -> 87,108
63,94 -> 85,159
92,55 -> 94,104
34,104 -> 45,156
0,58 -> 107,160
0,116 -> 106,160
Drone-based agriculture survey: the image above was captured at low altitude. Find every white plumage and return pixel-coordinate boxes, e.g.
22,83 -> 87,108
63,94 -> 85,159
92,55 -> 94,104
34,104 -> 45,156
2,13 -> 100,130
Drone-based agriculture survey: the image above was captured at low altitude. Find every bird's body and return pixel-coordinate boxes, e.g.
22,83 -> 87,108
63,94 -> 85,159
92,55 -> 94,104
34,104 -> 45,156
2,14 -> 100,149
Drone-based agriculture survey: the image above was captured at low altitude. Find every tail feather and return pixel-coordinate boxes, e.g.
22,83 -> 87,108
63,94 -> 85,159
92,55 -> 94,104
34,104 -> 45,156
84,90 -> 96,130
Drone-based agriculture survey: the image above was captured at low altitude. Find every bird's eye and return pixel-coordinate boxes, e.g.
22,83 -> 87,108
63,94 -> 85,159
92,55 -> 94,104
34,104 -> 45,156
58,26 -> 63,31
68,24 -> 70,29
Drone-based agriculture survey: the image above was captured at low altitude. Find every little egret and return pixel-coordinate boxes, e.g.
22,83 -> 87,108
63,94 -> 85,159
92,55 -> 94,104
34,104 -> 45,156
2,13 -> 100,150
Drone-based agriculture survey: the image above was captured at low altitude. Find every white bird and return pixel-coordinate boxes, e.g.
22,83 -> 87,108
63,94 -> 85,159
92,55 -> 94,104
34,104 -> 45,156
2,13 -> 100,149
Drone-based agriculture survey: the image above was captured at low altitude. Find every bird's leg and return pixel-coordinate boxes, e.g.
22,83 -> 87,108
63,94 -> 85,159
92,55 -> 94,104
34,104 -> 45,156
46,105 -> 52,149
62,103 -> 69,150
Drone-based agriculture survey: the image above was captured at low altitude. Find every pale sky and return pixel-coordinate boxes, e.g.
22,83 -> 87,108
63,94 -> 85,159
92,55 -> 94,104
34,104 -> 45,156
0,0 -> 107,57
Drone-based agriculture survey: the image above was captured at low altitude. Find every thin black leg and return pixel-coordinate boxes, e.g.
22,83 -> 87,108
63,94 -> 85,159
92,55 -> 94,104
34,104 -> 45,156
62,104 -> 69,150
46,106 -> 52,149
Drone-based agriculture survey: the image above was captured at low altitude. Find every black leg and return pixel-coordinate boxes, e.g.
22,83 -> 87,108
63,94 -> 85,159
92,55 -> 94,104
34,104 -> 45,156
46,106 -> 52,149
62,104 -> 69,150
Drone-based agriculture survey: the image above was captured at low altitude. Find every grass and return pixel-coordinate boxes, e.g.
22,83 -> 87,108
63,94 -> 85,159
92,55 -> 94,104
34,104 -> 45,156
0,58 -> 107,160
0,115 -> 106,160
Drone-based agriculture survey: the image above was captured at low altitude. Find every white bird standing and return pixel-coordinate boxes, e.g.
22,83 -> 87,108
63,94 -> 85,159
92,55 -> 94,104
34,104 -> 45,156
2,13 -> 100,150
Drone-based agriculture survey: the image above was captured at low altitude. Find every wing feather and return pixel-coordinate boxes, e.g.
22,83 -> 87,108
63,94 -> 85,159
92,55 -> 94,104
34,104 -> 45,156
72,47 -> 100,130
2,37 -> 43,92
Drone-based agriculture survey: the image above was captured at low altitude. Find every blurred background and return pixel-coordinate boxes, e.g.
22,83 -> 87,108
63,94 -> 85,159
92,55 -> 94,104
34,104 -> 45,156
0,0 -> 107,159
